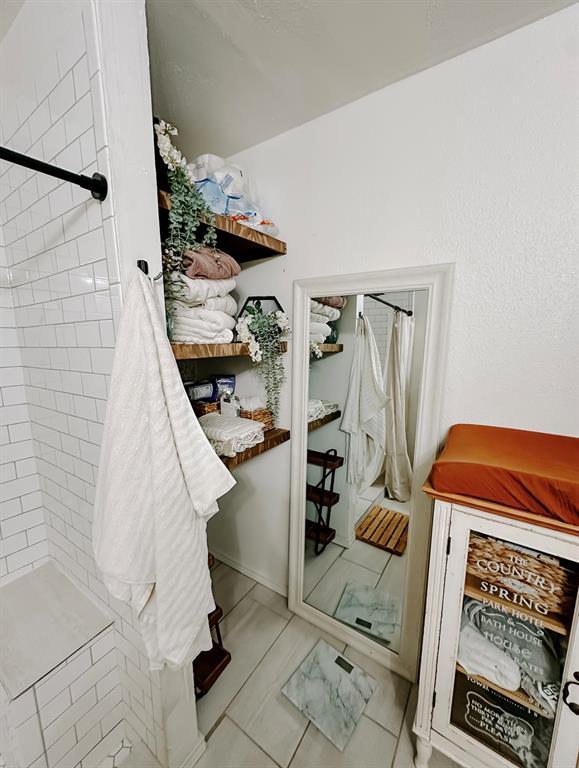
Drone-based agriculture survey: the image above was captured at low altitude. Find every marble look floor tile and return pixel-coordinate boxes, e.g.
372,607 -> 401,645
303,540 -> 343,597
197,717 -> 277,768
228,616 -> 345,767
249,583 -> 293,621
340,539 -> 392,574
197,594 -> 288,735
343,647 -> 410,737
375,554 -> 408,653
290,715 -> 397,768
282,639 -> 376,752
306,558 -> 379,616
393,686 -> 461,768
210,564 -> 256,618
334,584 -> 400,644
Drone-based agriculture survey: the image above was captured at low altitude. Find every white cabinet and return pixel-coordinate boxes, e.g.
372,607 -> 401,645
413,500 -> 579,768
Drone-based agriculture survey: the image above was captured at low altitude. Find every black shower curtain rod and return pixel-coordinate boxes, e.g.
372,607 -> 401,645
0,146 -> 108,201
367,293 -> 413,317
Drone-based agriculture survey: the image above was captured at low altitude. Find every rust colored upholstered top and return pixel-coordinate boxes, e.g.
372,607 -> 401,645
429,424 -> 579,526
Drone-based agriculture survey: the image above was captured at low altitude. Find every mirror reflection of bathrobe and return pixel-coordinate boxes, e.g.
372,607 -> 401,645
341,317 -> 387,492
383,312 -> 414,502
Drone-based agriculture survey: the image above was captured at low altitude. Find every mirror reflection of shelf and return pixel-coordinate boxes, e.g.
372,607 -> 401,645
307,410 -> 341,432
158,189 -> 287,262
455,664 -> 550,718
220,428 -> 290,469
172,341 -> 288,360
313,343 -> 343,356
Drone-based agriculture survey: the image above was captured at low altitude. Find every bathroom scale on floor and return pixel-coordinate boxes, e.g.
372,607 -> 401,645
333,583 -> 400,643
281,639 -> 376,751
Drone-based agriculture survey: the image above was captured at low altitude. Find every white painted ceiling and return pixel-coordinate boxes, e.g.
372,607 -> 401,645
146,0 -> 574,159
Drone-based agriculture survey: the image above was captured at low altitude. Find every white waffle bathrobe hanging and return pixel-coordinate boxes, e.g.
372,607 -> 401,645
94,269 -> 235,670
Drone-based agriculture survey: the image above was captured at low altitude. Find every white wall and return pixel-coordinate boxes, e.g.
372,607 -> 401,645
210,6 -> 579,594
0,2 -> 166,763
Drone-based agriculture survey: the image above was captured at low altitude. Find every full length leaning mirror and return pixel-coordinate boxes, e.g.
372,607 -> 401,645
289,265 -> 453,681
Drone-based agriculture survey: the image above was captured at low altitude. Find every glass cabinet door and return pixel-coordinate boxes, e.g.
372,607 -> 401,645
433,509 -> 579,768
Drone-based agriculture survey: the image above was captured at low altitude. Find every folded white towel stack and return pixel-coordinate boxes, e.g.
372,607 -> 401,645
199,412 -> 265,457
169,272 -> 238,344
308,399 -> 340,422
309,298 -> 343,344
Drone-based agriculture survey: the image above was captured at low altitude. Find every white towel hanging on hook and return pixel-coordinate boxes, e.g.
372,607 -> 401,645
93,268 -> 235,670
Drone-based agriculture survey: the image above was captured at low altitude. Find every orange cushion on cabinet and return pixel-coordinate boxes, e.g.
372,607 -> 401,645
429,424 -> 579,526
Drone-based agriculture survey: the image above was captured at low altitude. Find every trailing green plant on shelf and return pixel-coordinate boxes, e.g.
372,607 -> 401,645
155,120 -> 216,324
236,301 -> 289,425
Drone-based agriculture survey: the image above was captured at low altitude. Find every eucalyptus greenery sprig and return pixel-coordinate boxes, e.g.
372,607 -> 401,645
236,301 -> 289,425
155,121 -> 217,319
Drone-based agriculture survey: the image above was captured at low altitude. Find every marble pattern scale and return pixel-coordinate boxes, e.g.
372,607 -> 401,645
282,639 -> 376,752
334,583 -> 401,644
228,616 -> 346,767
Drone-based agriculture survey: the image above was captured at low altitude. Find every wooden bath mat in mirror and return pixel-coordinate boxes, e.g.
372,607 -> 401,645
355,505 -> 409,555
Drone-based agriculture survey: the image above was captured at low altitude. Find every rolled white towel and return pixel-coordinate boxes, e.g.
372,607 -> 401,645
310,299 -> 340,322
239,396 -> 267,411
199,413 -> 264,457
310,310 -> 339,324
308,399 -> 325,422
309,334 -> 326,344
171,328 -> 234,344
172,308 -> 237,332
170,272 -> 237,303
310,321 -> 331,338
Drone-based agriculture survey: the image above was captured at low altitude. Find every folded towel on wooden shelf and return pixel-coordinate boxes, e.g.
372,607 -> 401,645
310,299 -> 341,322
317,296 -> 347,309
310,310 -> 339,325
183,246 -> 241,280
309,321 -> 332,339
173,295 -> 237,316
309,334 -> 327,344
170,273 -> 237,303
308,399 -> 325,422
172,308 -> 237,331
172,329 -> 234,345
321,400 -> 340,416
199,413 -> 265,457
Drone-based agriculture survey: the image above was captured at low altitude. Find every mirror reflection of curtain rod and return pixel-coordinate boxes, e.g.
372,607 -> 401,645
366,294 -> 413,317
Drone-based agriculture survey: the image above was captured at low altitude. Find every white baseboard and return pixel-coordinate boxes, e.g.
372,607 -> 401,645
210,548 -> 288,597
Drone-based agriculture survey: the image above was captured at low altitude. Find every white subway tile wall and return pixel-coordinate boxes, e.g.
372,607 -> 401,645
0,4 -> 165,763
4,627 -> 127,768
363,292 -> 413,367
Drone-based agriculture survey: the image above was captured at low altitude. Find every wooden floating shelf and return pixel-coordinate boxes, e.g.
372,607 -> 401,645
316,344 -> 343,355
158,190 -> 287,262
308,410 -> 341,432
172,341 -> 287,360
220,428 -> 290,469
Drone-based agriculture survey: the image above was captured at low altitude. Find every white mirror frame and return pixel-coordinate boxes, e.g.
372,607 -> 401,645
289,263 -> 454,682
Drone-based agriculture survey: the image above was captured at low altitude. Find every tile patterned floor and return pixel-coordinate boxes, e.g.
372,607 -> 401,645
195,564 -> 460,768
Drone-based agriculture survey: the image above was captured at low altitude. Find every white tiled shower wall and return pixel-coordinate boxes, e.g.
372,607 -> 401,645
0,3 -> 165,763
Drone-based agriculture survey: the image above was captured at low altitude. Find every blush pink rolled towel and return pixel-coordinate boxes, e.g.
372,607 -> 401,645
182,246 -> 241,280
317,296 -> 347,309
